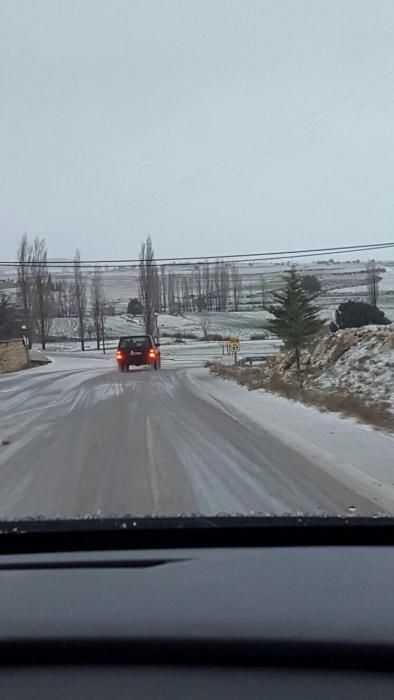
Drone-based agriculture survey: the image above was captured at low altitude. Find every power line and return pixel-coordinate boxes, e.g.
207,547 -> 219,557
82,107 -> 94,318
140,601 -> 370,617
58,91 -> 394,232
3,241 -> 393,266
115,94 -> 394,224
67,66 -> 394,230
3,241 -> 393,269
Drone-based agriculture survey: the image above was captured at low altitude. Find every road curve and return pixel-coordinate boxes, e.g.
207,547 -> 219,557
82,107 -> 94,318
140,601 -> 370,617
0,357 -> 383,518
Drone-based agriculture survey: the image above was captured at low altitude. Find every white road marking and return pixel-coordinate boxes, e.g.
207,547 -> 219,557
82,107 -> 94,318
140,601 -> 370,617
145,416 -> 160,510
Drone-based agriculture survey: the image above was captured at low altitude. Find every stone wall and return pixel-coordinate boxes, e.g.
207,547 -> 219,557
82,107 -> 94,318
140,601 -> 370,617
0,339 -> 28,374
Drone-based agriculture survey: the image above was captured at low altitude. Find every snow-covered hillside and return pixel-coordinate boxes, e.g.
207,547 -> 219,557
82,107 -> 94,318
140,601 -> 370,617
276,325 -> 394,410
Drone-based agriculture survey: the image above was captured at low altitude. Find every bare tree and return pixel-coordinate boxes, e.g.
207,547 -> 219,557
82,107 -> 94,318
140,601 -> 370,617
167,269 -> 176,314
221,263 -> 230,311
17,234 -> 34,347
67,280 -> 78,317
100,303 -> 107,354
201,311 -> 210,340
72,249 -> 87,350
0,294 -> 22,340
213,260 -> 220,310
181,274 -> 191,312
194,264 -> 205,312
366,259 -> 379,306
174,272 -> 182,314
230,264 -> 242,311
153,263 -> 160,315
54,280 -> 65,317
260,274 -> 266,309
90,266 -> 105,350
203,264 -> 213,310
31,237 -> 52,350
139,236 -> 157,335
160,265 -> 167,312
53,279 -> 74,318
214,260 -> 230,311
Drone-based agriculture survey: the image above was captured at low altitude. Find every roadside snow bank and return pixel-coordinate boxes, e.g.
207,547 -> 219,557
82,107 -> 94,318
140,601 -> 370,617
187,368 -> 394,512
209,325 -> 394,430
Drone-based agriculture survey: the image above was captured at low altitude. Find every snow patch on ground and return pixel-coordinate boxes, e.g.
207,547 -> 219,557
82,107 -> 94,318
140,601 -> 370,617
158,311 -> 273,340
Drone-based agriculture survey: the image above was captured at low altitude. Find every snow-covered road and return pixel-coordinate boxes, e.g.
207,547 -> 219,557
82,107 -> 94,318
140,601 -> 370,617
0,354 -> 393,518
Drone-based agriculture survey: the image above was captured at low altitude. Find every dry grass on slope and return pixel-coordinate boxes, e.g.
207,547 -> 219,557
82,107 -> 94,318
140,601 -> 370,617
210,326 -> 394,432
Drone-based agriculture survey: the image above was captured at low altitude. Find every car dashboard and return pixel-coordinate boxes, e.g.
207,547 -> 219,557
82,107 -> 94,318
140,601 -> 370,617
1,519 -> 394,698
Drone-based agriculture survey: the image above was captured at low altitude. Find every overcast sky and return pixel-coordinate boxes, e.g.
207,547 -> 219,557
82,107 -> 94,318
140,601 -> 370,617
1,0 -> 394,260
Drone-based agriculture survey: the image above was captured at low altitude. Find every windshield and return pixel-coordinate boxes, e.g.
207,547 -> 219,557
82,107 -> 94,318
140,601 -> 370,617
0,0 -> 393,526
119,337 -> 149,349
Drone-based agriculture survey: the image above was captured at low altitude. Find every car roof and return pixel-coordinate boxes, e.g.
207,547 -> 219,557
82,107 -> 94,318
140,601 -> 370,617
119,335 -> 150,340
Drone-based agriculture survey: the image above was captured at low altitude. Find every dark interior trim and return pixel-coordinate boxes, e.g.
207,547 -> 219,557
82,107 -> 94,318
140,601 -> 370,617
0,638 -> 393,671
1,517 -> 394,554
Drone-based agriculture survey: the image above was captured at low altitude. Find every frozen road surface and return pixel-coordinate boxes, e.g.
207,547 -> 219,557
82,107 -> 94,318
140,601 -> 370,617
0,354 -> 393,519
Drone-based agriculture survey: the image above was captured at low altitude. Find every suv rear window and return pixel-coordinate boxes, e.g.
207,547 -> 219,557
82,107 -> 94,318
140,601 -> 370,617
119,337 -> 149,350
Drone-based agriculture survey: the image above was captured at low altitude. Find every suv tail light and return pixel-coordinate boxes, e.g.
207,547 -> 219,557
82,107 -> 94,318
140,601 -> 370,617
148,348 -> 157,359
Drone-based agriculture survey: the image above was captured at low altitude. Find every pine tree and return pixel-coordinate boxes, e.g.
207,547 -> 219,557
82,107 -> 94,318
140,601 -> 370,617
267,266 -> 324,387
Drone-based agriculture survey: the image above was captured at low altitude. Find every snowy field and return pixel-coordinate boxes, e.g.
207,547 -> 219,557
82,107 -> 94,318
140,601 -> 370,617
3,260 -> 394,346
330,264 -> 394,293
48,310 -> 274,343
41,262 -> 394,342
2,258 -> 394,300
46,296 -> 394,346
94,261 -> 394,307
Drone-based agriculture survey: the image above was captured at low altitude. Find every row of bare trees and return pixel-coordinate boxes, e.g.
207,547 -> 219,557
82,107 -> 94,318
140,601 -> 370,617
17,235 -> 53,349
164,260 -> 242,313
145,257 -> 380,316
138,237 -> 243,320
15,232 -> 382,349
16,235 -> 107,350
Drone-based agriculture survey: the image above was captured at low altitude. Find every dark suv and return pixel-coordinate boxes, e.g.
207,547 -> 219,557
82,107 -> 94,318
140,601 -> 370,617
116,335 -> 161,371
